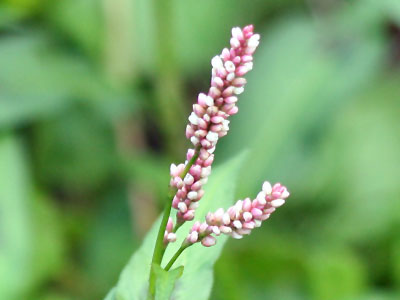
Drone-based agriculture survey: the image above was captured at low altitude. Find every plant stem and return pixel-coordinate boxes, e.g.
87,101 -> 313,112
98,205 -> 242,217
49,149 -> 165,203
164,244 -> 190,271
172,221 -> 183,233
148,147 -> 200,298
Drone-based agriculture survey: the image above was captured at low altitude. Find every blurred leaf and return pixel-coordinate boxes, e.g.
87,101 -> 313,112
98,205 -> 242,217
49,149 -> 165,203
34,107 -> 117,191
0,134 -> 32,299
105,288 -> 117,300
391,236 -> 400,288
35,292 -> 74,300
82,188 -> 137,298
316,76 -> 400,242
305,247 -> 367,300
105,151 -> 247,300
123,153 -> 171,203
30,192 -> 65,287
48,0 -> 104,59
172,0 -> 276,75
152,264 -> 183,300
0,34 -> 133,129
0,4 -> 25,26
2,0 -> 46,15
0,134 -> 65,299
93,0 -> 302,76
212,230 -> 308,300
380,0 -> 400,25
353,291 -> 400,300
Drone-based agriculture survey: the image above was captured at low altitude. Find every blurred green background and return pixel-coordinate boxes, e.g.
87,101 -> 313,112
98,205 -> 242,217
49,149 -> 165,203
1,0 -> 400,299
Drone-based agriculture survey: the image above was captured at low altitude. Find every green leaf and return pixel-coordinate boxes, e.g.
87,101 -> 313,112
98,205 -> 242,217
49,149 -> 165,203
0,134 -> 32,299
105,288 -> 117,300
314,76 -> 400,243
34,107 -> 117,191
105,151 -> 247,300
390,227 -> 400,288
0,135 -> 66,299
152,264 -> 183,300
305,247 -> 366,300
48,0 -> 104,59
0,34 -> 133,129
82,189 -> 138,298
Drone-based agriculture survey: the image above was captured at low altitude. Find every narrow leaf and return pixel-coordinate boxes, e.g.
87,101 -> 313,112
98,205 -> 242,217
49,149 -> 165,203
152,264 -> 183,300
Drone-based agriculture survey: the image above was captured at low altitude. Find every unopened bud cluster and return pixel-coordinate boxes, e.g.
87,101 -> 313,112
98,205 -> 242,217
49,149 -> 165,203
169,25 -> 260,225
184,182 -> 290,247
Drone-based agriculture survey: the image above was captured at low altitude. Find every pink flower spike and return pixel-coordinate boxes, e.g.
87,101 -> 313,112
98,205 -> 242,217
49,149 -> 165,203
187,181 -> 290,247
169,25 -> 261,226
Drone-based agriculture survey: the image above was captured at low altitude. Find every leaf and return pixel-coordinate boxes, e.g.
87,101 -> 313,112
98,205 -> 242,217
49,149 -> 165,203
105,151 -> 247,300
105,288 -> 117,300
0,135 -> 65,299
314,76 -> 400,243
82,188 -> 138,297
0,134 -> 32,299
34,107 -> 117,190
48,0 -> 105,59
152,264 -> 183,300
0,34 -> 133,129
30,192 -> 65,288
305,247 -> 366,300
393,239 -> 400,288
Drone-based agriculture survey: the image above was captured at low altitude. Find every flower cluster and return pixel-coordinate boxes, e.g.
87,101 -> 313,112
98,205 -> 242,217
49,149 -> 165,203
170,25 -> 260,224
184,182 -> 290,247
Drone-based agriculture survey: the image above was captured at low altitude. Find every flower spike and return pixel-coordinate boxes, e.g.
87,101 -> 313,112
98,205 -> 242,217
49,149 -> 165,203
170,25 -> 261,226
184,182 -> 290,247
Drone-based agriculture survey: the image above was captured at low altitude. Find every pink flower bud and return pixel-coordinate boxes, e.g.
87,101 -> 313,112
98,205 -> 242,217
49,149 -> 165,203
243,198 -> 252,212
221,48 -> 231,61
227,106 -> 239,115
201,235 -> 216,247
243,212 -> 253,222
203,154 -> 214,167
199,222 -> 209,234
232,77 -> 247,87
270,199 -> 285,208
225,96 -> 238,104
183,173 -> 194,185
188,231 -> 199,243
167,233 -> 177,242
166,217 -> 174,232
209,87 -> 221,98
178,202 -> 187,213
251,208 -> 263,219
183,210 -> 195,221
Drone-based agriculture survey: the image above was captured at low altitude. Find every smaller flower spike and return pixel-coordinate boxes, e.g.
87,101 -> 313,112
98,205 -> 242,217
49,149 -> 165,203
170,25 -> 260,224
184,182 -> 290,247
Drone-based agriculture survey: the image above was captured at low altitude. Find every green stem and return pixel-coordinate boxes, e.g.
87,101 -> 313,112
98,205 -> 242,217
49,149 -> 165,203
172,219 -> 184,233
164,244 -> 190,271
148,147 -> 200,299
